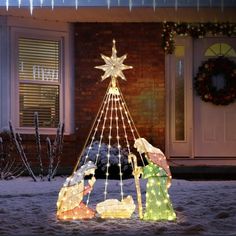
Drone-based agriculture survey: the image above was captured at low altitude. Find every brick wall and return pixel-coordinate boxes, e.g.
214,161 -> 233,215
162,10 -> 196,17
74,22 -> 165,159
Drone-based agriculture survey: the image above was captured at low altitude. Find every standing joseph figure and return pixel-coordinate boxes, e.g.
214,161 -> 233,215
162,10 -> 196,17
134,138 -> 176,221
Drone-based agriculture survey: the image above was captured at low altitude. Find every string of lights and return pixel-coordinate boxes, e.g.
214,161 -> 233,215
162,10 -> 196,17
3,0 -> 229,15
114,94 -> 124,200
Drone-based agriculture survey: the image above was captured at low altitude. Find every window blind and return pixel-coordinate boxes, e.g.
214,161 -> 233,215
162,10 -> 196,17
18,37 -> 60,128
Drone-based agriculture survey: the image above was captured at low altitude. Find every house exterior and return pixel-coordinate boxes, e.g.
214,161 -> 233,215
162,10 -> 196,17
0,1 -> 236,176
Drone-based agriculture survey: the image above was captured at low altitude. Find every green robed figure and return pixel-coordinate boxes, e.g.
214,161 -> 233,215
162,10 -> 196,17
134,138 -> 176,221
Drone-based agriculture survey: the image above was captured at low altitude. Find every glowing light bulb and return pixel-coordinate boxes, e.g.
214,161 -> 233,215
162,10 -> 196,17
18,0 -> 21,7
6,0 -> 9,10
29,0 -> 33,14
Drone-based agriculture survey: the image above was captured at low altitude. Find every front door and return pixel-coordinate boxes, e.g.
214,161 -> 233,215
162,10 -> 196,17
193,38 -> 236,157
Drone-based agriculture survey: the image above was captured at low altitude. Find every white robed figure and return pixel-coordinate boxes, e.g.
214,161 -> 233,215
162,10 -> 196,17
57,161 -> 97,220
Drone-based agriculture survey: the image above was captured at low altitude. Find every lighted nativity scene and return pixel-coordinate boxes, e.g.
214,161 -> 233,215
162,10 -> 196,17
56,40 -> 176,222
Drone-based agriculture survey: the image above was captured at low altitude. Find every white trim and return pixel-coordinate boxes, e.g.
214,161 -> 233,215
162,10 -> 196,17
64,24 -> 74,135
8,17 -> 73,135
165,36 -> 193,158
165,54 -> 171,159
0,16 -> 10,131
7,16 -> 69,32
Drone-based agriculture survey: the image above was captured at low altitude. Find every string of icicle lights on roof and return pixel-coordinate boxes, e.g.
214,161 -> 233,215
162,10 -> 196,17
4,0 -> 227,15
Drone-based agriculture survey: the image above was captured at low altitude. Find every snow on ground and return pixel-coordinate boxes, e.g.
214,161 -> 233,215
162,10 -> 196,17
0,177 -> 236,236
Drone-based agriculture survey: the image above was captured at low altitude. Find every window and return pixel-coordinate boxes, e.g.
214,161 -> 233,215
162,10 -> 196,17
205,43 -> 236,57
174,46 -> 185,141
10,25 -> 73,134
18,38 -> 60,128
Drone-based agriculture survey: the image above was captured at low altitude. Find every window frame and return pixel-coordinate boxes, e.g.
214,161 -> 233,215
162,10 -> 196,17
11,27 -> 73,134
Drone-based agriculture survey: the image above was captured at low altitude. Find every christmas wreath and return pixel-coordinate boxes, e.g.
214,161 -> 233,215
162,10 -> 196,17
194,56 -> 236,105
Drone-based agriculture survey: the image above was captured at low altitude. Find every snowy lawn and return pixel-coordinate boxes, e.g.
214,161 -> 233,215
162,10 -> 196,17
0,177 -> 236,236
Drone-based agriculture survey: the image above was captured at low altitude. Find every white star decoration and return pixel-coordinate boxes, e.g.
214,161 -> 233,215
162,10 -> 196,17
95,39 -> 133,82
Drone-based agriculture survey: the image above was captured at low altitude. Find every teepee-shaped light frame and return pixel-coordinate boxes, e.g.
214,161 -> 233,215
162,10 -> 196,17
73,40 -> 145,206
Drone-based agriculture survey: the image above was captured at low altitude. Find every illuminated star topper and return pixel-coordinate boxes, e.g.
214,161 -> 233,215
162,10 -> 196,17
95,39 -> 133,82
